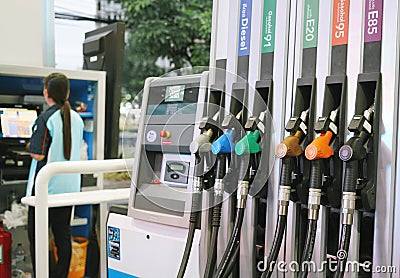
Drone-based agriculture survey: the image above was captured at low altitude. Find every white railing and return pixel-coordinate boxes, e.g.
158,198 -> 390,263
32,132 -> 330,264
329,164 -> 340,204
21,158 -> 134,278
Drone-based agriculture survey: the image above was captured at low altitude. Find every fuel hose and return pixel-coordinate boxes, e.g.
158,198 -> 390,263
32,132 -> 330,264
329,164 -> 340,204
214,207 -> 246,278
203,154 -> 226,278
261,156 -> 296,278
177,178 -> 203,278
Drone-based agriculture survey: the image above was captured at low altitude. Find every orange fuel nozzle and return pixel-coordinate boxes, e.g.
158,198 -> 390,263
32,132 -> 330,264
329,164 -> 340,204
305,131 -> 334,160
276,130 -> 303,158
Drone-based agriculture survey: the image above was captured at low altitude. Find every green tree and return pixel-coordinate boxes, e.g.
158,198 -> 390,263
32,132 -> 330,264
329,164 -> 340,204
117,0 -> 213,98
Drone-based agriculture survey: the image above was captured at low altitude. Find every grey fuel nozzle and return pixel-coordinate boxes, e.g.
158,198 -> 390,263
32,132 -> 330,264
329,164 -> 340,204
190,129 -> 213,154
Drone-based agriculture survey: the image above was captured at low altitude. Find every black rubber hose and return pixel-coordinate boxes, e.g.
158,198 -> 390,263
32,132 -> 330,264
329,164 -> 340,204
309,160 -> 323,189
221,244 -> 240,278
333,224 -> 352,278
343,160 -> 358,192
204,198 -> 223,278
261,215 -> 288,278
177,191 -> 203,278
204,225 -> 220,278
216,154 -> 226,180
214,208 -> 245,278
299,219 -> 318,278
177,223 -> 197,278
280,157 -> 294,185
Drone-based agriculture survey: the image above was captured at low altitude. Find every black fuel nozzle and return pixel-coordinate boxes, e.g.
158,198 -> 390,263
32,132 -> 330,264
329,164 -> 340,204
339,104 -> 374,193
339,104 -> 374,163
339,132 -> 369,162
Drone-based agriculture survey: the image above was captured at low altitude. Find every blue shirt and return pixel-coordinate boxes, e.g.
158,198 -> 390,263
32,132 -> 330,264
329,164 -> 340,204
26,104 -> 84,197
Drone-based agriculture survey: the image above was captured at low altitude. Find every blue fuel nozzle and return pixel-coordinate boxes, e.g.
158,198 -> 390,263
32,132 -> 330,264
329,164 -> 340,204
212,129 -> 236,154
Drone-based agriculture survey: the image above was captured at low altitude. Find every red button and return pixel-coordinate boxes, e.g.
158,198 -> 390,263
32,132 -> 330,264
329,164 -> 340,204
160,131 -> 170,138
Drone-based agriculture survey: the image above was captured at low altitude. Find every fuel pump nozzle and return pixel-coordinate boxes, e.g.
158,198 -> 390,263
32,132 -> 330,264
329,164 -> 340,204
203,111 -> 243,278
299,109 -> 339,277
262,109 -> 310,278
177,127 -> 215,278
214,112 -> 265,278
333,104 -> 374,278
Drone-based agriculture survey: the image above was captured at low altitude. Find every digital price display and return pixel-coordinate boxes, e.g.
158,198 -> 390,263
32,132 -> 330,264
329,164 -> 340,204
168,163 -> 185,172
165,85 -> 185,102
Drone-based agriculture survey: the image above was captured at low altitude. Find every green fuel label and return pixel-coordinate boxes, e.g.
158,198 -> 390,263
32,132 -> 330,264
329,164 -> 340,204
303,0 -> 319,48
261,0 -> 276,53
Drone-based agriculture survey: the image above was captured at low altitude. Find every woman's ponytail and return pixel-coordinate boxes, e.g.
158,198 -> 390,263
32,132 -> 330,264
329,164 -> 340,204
44,72 -> 72,160
60,100 -> 72,160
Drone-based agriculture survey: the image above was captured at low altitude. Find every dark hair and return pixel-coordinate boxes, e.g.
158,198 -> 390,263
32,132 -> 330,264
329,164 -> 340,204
44,73 -> 72,160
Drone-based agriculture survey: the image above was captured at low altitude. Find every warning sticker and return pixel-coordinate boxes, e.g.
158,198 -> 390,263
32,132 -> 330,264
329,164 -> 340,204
108,226 -> 121,260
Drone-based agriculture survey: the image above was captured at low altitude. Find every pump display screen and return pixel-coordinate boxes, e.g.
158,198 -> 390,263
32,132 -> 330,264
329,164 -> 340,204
0,108 -> 38,138
146,83 -> 199,116
165,85 -> 185,102
168,163 -> 185,172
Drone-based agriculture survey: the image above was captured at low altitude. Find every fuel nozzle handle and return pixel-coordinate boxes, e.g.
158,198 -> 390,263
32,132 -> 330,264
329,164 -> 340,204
338,131 -> 369,162
190,129 -> 214,154
235,130 -> 261,156
305,131 -> 334,161
338,132 -> 368,194
212,129 -> 236,155
338,103 -> 374,163
276,130 -> 304,159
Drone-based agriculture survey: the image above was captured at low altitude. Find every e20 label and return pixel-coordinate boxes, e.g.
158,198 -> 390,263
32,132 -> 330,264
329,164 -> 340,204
305,19 -> 315,42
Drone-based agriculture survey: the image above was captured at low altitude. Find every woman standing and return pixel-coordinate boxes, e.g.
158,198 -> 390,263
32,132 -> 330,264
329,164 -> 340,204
26,72 -> 84,278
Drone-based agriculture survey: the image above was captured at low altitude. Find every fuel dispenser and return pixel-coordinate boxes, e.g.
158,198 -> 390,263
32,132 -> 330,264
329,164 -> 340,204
262,0 -> 319,276
299,0 -> 350,276
107,72 -> 208,277
334,1 -> 383,276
